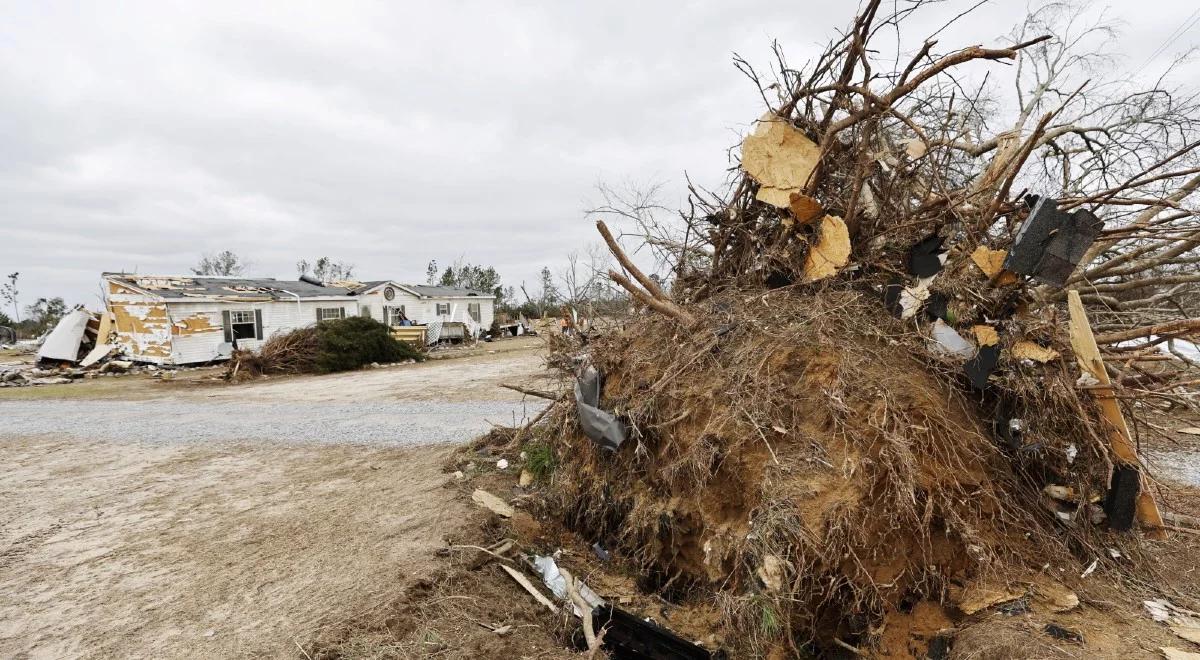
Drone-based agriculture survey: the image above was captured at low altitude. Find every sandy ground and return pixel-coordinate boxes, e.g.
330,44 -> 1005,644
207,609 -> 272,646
0,340 -> 555,659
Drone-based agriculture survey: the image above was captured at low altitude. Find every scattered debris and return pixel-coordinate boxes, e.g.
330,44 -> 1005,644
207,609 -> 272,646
1081,558 -> 1098,578
532,554 -> 604,616
972,324 -> 1000,347
591,604 -> 717,660
953,582 -> 1024,615
1044,623 -> 1084,643
1013,340 -> 1059,363
741,113 -> 821,207
1004,197 -> 1104,286
36,309 -> 93,362
802,215 -> 851,282
499,563 -> 558,614
964,345 -> 1001,389
787,192 -> 824,225
574,366 -> 627,451
471,489 -> 514,518
930,319 -> 974,358
969,246 -> 1020,286
591,542 -> 611,562
906,234 -> 945,277
757,555 -> 787,593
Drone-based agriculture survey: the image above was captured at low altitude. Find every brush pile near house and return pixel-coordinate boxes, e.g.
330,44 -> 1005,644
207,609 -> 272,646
468,4 -> 1200,657
225,316 -> 424,380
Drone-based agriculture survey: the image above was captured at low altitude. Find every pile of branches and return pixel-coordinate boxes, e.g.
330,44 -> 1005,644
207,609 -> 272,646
226,317 -> 423,380
227,326 -> 318,379
510,2 -> 1200,656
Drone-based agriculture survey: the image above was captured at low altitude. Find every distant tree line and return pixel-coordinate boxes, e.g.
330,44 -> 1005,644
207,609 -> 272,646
0,272 -> 69,339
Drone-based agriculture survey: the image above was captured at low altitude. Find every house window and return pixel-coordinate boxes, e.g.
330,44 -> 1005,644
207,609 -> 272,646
360,307 -> 372,318
468,303 -> 481,322
317,307 -> 346,321
229,310 -> 259,340
436,303 -> 450,316
386,305 -> 407,326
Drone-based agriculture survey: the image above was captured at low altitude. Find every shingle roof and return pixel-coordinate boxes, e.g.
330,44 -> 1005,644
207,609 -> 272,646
348,280 -> 388,295
104,274 -> 353,300
406,284 -> 493,298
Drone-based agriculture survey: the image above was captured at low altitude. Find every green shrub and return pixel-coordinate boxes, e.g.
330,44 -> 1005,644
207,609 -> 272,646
315,316 -> 425,373
524,441 -> 556,481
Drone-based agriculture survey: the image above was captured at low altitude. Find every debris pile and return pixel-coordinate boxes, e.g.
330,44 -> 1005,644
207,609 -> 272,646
495,4 -> 1200,656
225,316 -> 424,380
1,307 -> 148,387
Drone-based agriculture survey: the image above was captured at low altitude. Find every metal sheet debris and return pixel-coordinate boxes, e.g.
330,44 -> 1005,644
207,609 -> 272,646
931,320 -> 974,359
964,345 -> 1000,389
79,343 -> 117,368
906,235 -> 945,277
575,367 -> 627,451
532,554 -> 604,616
590,604 -> 717,660
1004,197 -> 1104,286
36,309 -> 94,362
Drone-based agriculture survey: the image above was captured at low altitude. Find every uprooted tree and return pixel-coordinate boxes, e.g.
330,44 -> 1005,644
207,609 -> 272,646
500,2 -> 1199,656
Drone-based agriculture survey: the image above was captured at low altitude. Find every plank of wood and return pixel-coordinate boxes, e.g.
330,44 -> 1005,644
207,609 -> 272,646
96,310 -> 114,343
499,564 -> 559,614
1067,291 -> 1166,539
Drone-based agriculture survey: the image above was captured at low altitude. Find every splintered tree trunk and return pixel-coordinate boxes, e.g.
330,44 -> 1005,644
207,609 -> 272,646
1067,291 -> 1166,539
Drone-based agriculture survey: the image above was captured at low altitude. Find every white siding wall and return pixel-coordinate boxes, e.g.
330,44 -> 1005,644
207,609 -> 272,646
357,289 -> 423,323
163,298 -> 359,364
355,286 -> 494,329
419,297 -> 495,331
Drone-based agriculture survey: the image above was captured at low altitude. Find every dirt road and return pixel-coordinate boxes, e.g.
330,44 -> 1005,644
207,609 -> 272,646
0,342 -> 551,659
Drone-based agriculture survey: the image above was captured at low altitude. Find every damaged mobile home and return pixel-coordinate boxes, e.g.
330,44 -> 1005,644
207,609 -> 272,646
102,274 -> 494,365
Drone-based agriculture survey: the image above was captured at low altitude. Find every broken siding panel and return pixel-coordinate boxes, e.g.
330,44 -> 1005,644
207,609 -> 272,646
163,303 -> 227,364
109,301 -> 173,364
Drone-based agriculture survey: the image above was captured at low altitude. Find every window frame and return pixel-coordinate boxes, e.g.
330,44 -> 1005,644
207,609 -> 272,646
387,305 -> 407,326
436,303 -> 450,316
229,310 -> 259,340
317,307 -> 346,322
468,303 -> 481,322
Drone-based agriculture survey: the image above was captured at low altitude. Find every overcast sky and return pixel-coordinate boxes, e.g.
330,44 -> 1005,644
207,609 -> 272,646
2,0 -> 1197,310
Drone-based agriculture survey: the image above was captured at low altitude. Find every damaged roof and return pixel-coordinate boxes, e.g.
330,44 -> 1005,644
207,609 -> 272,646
347,281 -> 493,298
105,274 -> 495,301
406,284 -> 492,298
103,274 -> 352,300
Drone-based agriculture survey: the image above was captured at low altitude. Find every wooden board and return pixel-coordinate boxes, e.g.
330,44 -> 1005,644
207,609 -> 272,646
391,326 -> 427,346
1067,291 -> 1166,538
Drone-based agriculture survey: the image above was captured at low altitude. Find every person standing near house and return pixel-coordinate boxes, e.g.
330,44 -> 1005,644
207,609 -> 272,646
559,305 -> 573,335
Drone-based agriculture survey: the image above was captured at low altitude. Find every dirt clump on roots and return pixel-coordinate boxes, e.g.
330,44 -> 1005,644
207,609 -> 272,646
524,290 -> 1119,657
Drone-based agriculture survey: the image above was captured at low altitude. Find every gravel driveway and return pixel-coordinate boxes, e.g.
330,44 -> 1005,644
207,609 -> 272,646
0,399 -> 546,446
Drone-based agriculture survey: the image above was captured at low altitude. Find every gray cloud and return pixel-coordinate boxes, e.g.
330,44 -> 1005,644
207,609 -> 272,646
1,0 -> 1196,309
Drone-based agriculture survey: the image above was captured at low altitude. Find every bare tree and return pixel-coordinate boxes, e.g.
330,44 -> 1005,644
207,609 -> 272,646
296,257 -> 355,283
1,272 -> 19,323
192,251 -> 250,276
